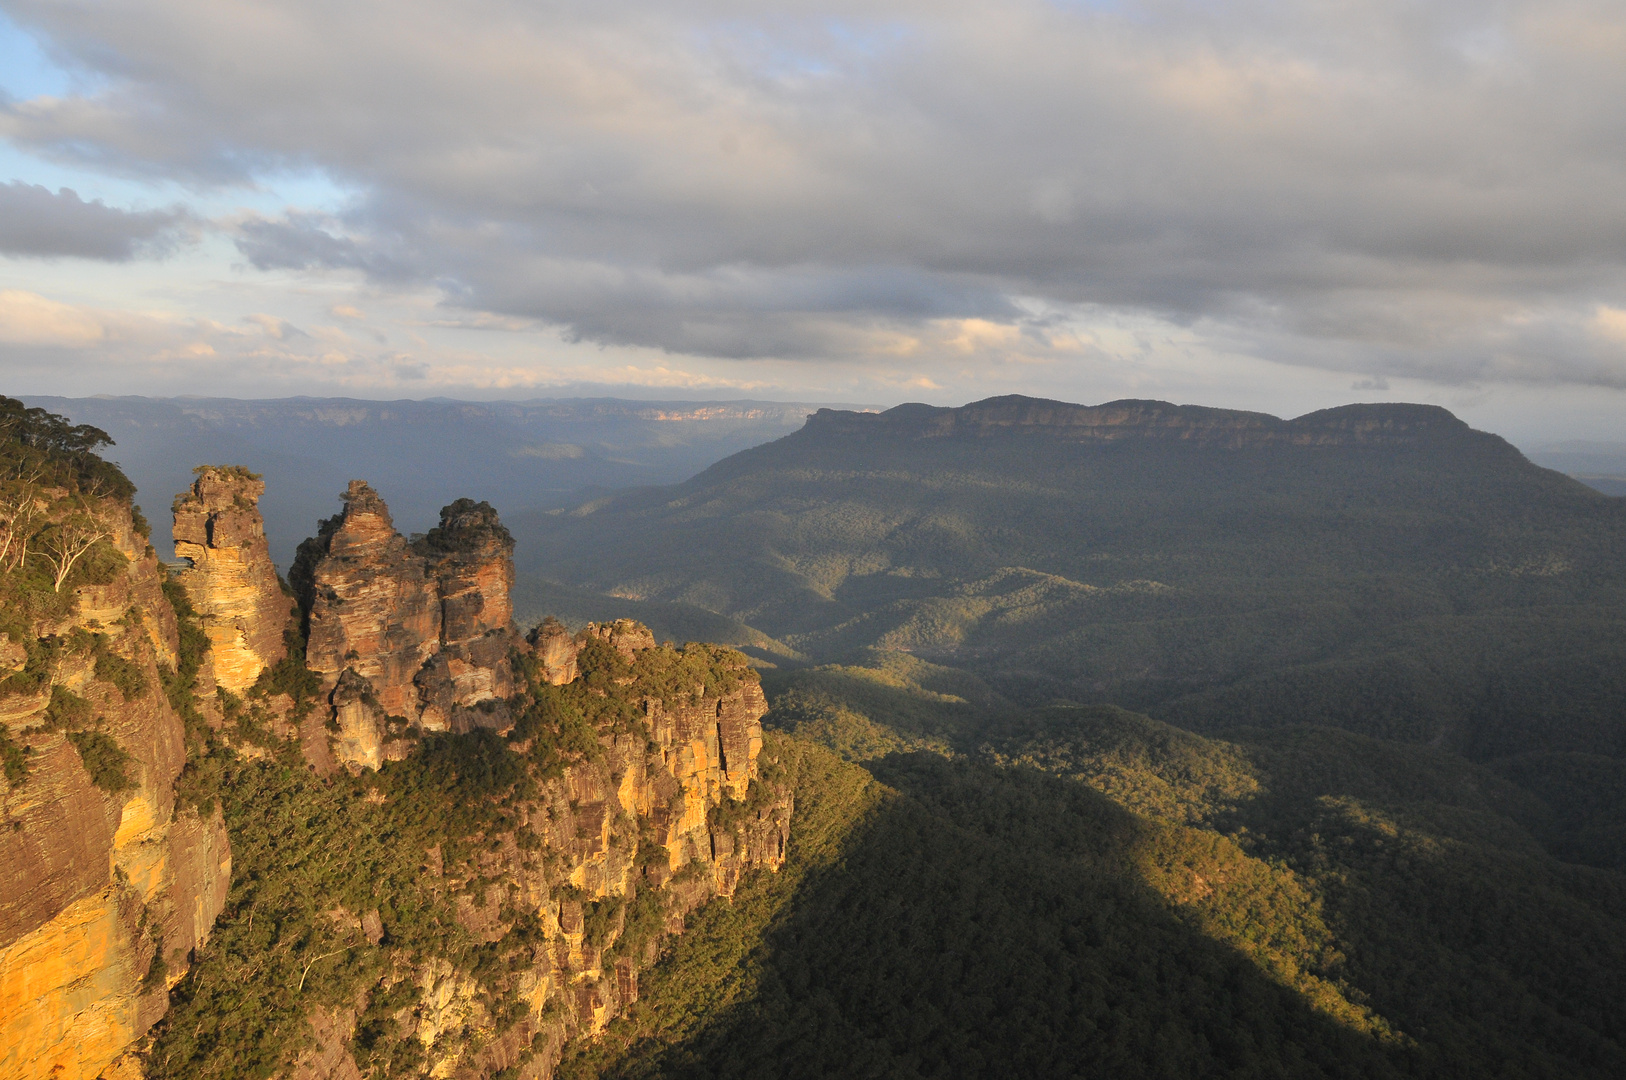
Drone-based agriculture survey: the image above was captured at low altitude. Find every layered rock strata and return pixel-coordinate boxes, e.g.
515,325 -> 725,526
292,481 -> 442,723
171,466 -> 292,692
0,496 -> 230,1080
266,483 -> 791,1076
291,483 -> 525,760
527,617 -> 580,685
282,643 -> 790,1080
413,497 -> 522,731
4,457 -> 793,1080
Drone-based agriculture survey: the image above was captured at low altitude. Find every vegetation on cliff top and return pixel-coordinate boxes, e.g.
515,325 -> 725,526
557,653 -> 1626,1079
146,620 -> 770,1079
0,400 -> 152,801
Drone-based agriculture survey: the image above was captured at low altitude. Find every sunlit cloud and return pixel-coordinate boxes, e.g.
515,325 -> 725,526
0,288 -> 104,345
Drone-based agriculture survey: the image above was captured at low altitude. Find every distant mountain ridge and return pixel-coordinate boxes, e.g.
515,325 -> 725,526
804,395 -> 1493,448
514,393 -> 1626,761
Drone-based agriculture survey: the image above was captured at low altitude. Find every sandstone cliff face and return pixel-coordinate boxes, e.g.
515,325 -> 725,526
293,481 -> 442,725
5,447 -> 792,1080
172,466 -> 292,693
277,644 -> 790,1080
244,483 -> 791,1078
527,617 -> 580,686
414,497 -> 522,733
291,484 -> 525,761
0,496 -> 231,1080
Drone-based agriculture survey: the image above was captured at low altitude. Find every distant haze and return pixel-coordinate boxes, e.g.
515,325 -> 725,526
25,395 -> 863,570
26,393 -> 1618,583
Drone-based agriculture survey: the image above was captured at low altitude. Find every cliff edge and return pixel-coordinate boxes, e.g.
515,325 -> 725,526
0,400 -> 230,1080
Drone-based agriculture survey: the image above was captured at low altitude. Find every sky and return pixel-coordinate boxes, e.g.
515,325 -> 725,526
2,0 -> 1625,444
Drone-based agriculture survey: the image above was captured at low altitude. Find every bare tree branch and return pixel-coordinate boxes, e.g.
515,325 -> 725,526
37,515 -> 110,592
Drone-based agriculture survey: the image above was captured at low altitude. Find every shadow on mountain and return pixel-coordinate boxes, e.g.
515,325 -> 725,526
562,742 -> 1419,1080
558,645 -> 1626,1080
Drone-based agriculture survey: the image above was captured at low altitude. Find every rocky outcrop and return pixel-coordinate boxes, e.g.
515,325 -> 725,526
291,484 -> 526,764
413,497 -> 522,732
1,496 -> 231,1080
527,617 -> 579,685
580,617 -> 658,660
172,466 -> 292,693
292,481 -> 442,724
282,640 -> 790,1080
4,432 -> 792,1080
268,480 -> 790,1076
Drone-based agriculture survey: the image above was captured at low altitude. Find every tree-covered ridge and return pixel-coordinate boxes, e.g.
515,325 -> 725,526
557,652 -> 1626,1079
146,616 -> 781,1079
513,398 -> 1626,764
0,394 -> 133,498
1,399 -> 142,785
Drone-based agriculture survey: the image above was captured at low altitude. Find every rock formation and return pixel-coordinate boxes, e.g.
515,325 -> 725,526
413,497 -> 522,732
527,617 -> 579,685
171,466 -> 292,693
3,442 -> 792,1080
256,482 -> 790,1077
292,480 -> 442,724
328,642 -> 791,1077
290,484 -> 527,765
0,494 -> 230,1080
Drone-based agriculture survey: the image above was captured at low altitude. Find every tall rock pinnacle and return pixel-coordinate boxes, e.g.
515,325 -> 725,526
171,466 -> 292,693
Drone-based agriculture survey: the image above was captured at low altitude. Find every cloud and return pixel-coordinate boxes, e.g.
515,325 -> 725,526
1593,305 -> 1626,344
0,181 -> 194,259
3,0 -> 1626,388
0,288 -> 105,345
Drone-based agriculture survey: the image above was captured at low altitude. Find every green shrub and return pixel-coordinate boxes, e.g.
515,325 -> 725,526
0,723 -> 28,785
42,685 -> 93,731
141,944 -> 169,992
67,729 -> 134,792
94,644 -> 147,700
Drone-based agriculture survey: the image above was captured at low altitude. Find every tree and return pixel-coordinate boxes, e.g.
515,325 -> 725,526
36,514 -> 110,592
0,472 -> 44,573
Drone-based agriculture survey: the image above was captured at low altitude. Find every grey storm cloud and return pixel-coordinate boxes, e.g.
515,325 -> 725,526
0,181 -> 194,260
4,0 -> 1626,381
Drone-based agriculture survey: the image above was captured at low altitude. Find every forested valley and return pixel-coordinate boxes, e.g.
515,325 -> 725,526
6,394 -> 1625,1078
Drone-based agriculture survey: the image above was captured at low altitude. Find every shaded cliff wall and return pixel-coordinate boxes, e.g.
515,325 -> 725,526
0,494 -> 230,1080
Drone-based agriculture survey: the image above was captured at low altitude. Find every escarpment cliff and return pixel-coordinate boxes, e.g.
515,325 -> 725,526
136,477 -> 791,1080
0,404 -> 231,1080
4,421 -> 793,1080
802,394 -> 1507,450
